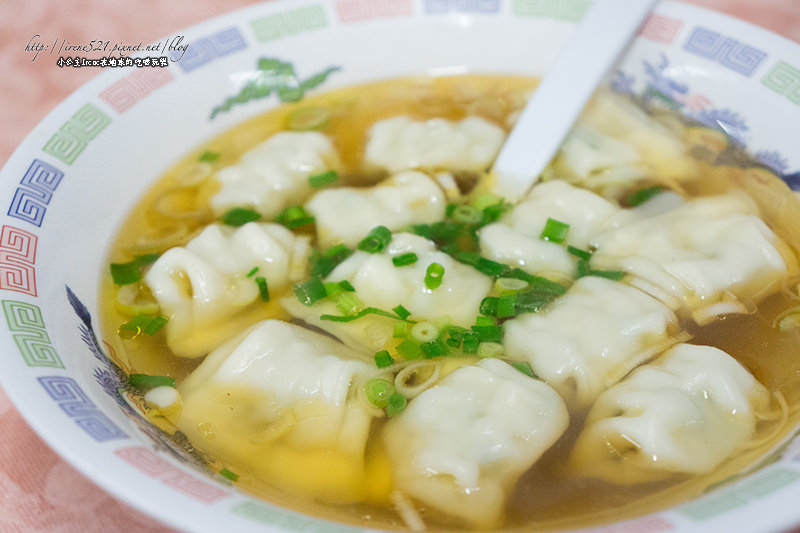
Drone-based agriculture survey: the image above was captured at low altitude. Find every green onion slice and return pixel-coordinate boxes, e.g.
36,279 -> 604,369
320,306 -> 415,323
128,373 -> 176,390
309,244 -> 352,278
276,205 -> 315,229
309,170 -> 338,188
220,207 -> 262,227
627,185 -> 664,207
219,468 -> 239,481
374,350 -> 394,368
392,252 -> 418,267
425,263 -> 445,290
511,361 -> 535,377
110,254 -> 160,286
410,322 -> 440,343
198,151 -> 220,163
254,277 -> 270,302
567,245 -> 592,261
294,277 -> 327,306
451,205 -> 482,225
540,218 -> 570,243
119,314 -> 168,337
396,338 -> 423,360
364,378 -> 395,408
357,226 -> 392,253
385,392 -> 407,417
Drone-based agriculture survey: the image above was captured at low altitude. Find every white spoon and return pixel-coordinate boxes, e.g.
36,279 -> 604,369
492,0 -> 658,201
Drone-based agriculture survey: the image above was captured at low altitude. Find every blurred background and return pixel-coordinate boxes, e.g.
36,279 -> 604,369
0,1 -> 799,531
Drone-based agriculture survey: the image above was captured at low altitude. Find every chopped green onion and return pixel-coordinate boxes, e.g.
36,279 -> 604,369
335,292 -> 364,316
287,105 -> 331,131
357,226 -> 392,253
496,294 -> 517,318
393,321 -> 409,338
392,252 -> 418,267
119,314 -> 168,337
567,245 -> 592,261
254,277 -> 270,302
422,339 -> 448,358
480,200 -> 513,226
503,269 -> 567,295
110,254 -> 160,286
477,341 -> 504,358
246,266 -> 260,278
396,338 -> 423,360
471,194 -> 503,211
309,244 -> 353,278
220,468 -> 239,481
540,218 -> 570,244
220,207 -> 262,226
451,205 -> 482,225
425,263 -> 445,290
462,332 -> 479,354
474,257 -> 509,278
198,151 -> 220,163
128,373 -> 176,390
495,277 -> 529,294
511,361 -> 535,377
471,325 -> 502,343
385,392 -> 407,417
576,258 -> 591,278
627,185 -> 664,207
410,221 -> 462,246
474,315 -> 496,326
480,297 -> 498,317
410,322 -> 440,343
365,378 -> 395,408
374,350 -> 394,368
338,280 -> 355,292
294,277 -> 327,306
514,290 -> 556,315
276,205 -> 315,229
324,281 -> 345,299
589,269 -> 626,281
320,306 -> 415,323
308,170 -> 338,188
392,305 -> 411,320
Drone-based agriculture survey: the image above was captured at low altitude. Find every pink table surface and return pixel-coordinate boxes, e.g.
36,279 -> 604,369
1,1 -> 800,532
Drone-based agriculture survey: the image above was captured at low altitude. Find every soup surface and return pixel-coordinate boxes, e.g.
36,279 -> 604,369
100,75 -> 800,531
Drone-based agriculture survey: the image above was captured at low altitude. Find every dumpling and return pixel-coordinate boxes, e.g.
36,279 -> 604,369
306,171 -> 446,248
145,222 -> 308,358
590,191 -> 797,315
364,116 -> 505,173
503,276 -> 679,408
281,233 -> 492,352
478,180 -> 619,279
383,358 -> 568,529
555,90 -> 697,185
570,343 -> 771,484
178,320 -> 376,502
210,131 -> 339,217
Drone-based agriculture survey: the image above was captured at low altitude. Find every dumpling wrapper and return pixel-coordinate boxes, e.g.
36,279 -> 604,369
504,276 -> 679,408
479,180 -> 619,279
145,223 -> 308,358
282,233 -> 492,353
178,319 -> 376,502
555,90 -> 698,186
210,131 -> 339,217
383,358 -> 568,529
364,116 -> 505,173
306,170 -> 446,248
590,191 -> 797,314
570,343 -> 770,484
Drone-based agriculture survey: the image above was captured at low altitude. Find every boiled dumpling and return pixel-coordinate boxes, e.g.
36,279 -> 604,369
383,358 -> 568,528
281,233 -> 492,352
503,276 -> 679,408
145,222 -> 308,358
306,171 -> 446,248
178,320 -> 376,502
590,191 -> 797,316
210,131 -> 339,217
570,343 -> 770,484
364,116 -> 505,173
479,180 -> 619,279
556,90 -> 697,185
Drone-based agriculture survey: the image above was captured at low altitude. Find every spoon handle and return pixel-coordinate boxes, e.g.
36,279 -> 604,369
492,0 -> 658,201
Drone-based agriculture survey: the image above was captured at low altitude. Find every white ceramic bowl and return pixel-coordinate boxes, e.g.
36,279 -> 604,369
2,1 -> 800,532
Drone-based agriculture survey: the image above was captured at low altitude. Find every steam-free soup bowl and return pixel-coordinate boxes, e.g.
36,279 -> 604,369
2,1 -> 800,531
